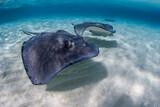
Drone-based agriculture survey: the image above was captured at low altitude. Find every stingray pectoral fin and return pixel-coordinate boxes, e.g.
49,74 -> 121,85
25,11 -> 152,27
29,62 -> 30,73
21,37 -> 61,85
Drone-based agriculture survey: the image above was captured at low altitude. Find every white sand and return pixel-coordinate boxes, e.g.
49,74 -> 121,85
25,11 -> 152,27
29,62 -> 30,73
0,17 -> 160,107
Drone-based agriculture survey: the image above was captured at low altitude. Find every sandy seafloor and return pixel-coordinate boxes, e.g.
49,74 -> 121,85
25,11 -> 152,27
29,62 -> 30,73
0,16 -> 160,107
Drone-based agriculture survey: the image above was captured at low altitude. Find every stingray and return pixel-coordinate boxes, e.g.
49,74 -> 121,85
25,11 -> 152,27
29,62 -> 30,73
21,30 -> 99,85
73,22 -> 116,36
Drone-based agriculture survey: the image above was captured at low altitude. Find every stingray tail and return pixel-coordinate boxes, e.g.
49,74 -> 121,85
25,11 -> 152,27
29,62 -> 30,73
20,30 -> 38,35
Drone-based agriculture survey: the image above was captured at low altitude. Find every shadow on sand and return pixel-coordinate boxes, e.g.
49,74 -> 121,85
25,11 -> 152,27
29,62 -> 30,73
85,37 -> 118,48
46,59 -> 107,91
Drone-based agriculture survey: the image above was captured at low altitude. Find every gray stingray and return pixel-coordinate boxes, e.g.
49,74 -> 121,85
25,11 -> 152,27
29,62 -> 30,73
73,22 -> 116,36
21,30 -> 99,85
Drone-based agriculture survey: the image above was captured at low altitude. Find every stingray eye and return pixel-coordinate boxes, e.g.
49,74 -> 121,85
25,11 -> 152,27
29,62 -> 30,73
64,40 -> 73,49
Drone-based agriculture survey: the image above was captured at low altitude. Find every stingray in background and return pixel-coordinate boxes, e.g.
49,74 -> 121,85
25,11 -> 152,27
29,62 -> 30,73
73,22 -> 116,36
21,30 -> 99,85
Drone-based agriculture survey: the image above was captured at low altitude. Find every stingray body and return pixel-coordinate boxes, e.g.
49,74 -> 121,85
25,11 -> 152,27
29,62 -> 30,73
21,30 -> 99,85
73,22 -> 116,36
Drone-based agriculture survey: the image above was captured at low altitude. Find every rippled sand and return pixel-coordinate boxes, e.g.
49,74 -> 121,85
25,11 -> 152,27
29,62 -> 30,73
0,17 -> 160,107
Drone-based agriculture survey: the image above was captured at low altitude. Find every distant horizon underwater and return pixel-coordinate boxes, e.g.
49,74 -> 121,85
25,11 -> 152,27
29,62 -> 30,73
0,0 -> 160,107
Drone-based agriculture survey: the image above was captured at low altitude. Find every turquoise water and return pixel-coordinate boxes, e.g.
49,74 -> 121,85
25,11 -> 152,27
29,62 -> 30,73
0,0 -> 160,25
0,1 -> 160,107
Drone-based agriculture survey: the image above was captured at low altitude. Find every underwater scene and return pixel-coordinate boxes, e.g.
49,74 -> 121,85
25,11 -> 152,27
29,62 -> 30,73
0,0 -> 160,107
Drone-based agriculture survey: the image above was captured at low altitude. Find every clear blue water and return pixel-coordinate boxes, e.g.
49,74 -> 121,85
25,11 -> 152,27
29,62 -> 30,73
0,0 -> 160,107
0,0 -> 160,25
